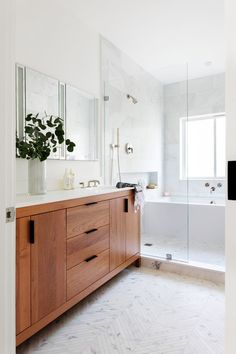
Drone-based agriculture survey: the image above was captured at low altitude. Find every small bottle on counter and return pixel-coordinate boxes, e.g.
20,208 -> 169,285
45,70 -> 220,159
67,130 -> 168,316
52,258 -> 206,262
69,169 -> 76,189
63,169 -> 71,190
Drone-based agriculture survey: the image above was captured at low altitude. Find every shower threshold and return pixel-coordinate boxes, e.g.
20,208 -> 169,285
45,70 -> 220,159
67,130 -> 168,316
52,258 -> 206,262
140,254 -> 225,283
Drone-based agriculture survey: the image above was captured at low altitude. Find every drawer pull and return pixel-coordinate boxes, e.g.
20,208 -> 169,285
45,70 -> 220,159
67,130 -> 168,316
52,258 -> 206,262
29,220 -> 35,244
85,228 -> 98,234
124,198 -> 129,213
85,255 -> 97,262
85,202 -> 98,206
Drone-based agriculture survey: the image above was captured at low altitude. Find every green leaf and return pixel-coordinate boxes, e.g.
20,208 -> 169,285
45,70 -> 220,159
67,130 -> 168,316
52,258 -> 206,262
46,120 -> 54,127
25,113 -> 33,121
54,117 -> 62,124
67,145 -> 74,152
17,112 -> 76,161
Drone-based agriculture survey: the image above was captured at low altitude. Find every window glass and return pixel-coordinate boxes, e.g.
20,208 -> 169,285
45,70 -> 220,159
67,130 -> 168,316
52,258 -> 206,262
187,118 -> 215,178
216,116 -> 226,177
180,114 -> 225,179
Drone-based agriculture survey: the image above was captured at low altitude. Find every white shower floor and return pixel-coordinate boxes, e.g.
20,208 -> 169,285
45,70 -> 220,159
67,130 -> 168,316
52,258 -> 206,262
141,233 -> 225,269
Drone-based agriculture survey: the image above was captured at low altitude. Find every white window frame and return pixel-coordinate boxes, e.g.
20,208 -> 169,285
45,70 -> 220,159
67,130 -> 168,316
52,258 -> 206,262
180,112 -> 226,180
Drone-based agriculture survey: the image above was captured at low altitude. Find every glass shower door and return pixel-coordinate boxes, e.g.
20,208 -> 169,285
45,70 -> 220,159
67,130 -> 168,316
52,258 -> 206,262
187,63 -> 226,269
143,63 -> 189,262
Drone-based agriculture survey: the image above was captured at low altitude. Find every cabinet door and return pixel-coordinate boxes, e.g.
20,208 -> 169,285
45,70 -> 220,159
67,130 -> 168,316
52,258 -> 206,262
110,198 -> 126,271
16,217 -> 31,334
31,210 -> 66,323
125,195 -> 140,260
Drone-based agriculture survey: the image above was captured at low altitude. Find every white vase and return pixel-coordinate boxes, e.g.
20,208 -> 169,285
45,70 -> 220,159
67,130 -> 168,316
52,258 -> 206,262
28,159 -> 46,195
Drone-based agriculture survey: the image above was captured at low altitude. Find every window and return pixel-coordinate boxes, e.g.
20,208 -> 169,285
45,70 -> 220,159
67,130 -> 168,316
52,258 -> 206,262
180,113 -> 226,179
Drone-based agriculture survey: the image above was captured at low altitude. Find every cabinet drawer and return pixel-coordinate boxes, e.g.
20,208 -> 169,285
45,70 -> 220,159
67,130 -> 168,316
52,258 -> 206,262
67,201 -> 110,238
67,249 -> 109,299
67,225 -> 109,269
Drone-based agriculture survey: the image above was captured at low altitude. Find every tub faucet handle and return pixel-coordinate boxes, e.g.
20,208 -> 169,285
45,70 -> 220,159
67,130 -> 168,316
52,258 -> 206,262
210,186 -> 216,193
205,182 -> 210,187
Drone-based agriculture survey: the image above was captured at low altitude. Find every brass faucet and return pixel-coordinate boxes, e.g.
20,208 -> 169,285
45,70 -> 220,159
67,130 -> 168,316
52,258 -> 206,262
87,180 -> 100,187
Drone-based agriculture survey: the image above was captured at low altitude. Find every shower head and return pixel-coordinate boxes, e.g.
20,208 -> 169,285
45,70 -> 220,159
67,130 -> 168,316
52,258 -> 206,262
127,94 -> 138,104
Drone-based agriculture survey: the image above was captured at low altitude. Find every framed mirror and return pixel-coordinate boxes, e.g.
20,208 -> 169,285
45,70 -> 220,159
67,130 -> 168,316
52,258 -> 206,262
66,85 -> 98,160
16,64 -> 99,161
25,67 -> 64,159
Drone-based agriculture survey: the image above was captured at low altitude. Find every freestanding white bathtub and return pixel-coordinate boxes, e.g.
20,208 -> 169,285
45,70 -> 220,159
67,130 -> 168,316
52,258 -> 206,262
142,195 -> 225,267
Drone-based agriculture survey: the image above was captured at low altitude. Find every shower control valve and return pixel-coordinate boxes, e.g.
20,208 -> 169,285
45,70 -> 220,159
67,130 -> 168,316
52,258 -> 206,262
126,143 -> 134,154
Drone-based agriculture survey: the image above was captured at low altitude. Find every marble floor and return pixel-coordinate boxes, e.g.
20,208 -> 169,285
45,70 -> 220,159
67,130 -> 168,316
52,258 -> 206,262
142,233 -> 225,269
17,267 -> 224,354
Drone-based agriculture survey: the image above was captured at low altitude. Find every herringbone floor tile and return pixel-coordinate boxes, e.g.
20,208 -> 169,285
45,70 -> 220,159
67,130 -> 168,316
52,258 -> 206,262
17,267 -> 224,354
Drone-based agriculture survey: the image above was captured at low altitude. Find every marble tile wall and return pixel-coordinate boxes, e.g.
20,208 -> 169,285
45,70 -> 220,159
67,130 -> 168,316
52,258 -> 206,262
101,38 -> 163,195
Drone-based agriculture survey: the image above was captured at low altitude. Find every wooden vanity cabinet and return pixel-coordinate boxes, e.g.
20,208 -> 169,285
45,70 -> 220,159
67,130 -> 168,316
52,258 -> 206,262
110,197 -> 126,270
125,195 -> 140,260
30,210 -> 66,323
110,195 -> 140,270
16,217 -> 31,335
66,201 -> 110,299
16,190 -> 140,346
16,210 -> 66,334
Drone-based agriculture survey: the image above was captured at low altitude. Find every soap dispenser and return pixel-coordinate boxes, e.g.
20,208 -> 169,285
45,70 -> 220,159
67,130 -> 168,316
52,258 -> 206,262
63,168 -> 71,190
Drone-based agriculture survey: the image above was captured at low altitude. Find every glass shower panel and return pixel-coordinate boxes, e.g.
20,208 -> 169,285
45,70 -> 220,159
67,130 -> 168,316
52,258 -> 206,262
154,64 -> 189,262
187,63 -> 225,269
104,83 -> 123,186
104,64 -> 189,263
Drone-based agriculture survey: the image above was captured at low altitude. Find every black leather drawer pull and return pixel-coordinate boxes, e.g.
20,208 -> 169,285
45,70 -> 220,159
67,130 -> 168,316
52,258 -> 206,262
29,220 -> 35,244
124,198 -> 129,213
85,228 -> 98,234
85,202 -> 98,206
85,255 -> 97,262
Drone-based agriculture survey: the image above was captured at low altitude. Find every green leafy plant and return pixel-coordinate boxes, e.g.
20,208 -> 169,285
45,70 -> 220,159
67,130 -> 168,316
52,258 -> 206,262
16,113 -> 76,161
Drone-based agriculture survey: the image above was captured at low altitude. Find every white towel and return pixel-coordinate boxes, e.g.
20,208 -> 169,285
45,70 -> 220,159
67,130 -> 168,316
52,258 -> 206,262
134,184 -> 145,212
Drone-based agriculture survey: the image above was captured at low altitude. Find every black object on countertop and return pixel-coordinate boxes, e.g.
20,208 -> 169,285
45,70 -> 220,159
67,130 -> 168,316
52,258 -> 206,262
228,161 -> 236,200
116,182 -> 137,188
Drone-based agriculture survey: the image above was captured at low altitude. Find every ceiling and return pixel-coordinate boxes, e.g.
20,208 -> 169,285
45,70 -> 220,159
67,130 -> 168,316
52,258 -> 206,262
62,0 -> 225,83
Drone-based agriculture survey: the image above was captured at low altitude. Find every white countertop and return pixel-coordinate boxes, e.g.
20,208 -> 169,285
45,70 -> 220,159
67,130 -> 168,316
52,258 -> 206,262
16,186 -> 134,208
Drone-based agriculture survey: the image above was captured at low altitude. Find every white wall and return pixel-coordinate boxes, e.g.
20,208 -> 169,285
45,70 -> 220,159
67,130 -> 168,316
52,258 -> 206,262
225,0 -> 236,353
0,0 -> 16,352
164,73 -> 225,197
101,38 -> 163,192
15,0 -> 101,193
